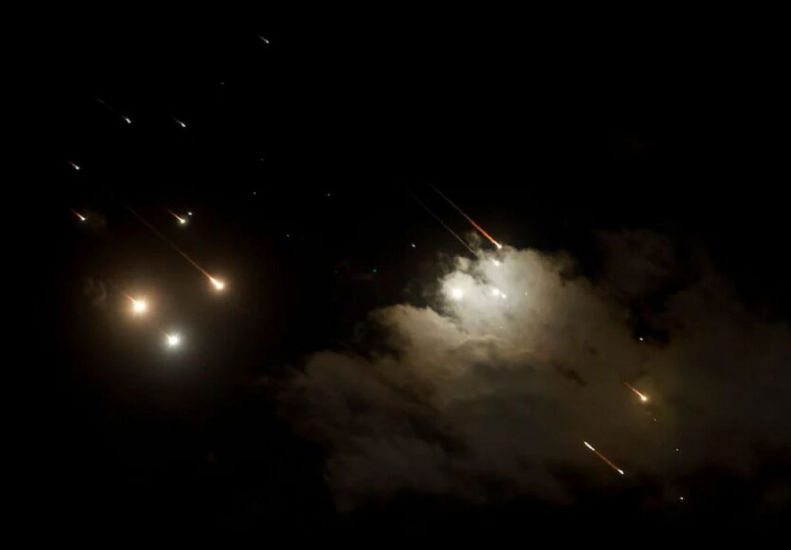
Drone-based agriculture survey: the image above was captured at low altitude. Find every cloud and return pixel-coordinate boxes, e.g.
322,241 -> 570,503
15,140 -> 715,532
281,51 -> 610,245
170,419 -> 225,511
278,232 -> 791,511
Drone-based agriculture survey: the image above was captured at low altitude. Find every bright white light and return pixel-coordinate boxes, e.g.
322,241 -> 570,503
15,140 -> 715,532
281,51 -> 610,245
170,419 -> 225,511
617,469 -> 625,476
123,116 -> 132,124
450,288 -> 464,301
187,212 -> 193,216
492,259 -> 501,267
496,243 -> 503,250
584,441 -> 595,452
210,277 -> 226,291
166,334 -> 181,348
490,288 -> 507,299
131,299 -> 148,314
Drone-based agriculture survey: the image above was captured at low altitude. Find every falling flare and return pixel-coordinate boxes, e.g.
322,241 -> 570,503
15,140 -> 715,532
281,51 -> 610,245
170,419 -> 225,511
429,183 -> 503,249
210,277 -> 226,291
583,441 -> 625,476
624,382 -> 649,403
69,161 -> 81,171
128,297 -> 148,315
71,210 -> 87,222
168,209 -> 187,225
123,116 -> 132,124
172,116 -> 187,128
122,203 -> 223,291
165,333 -> 181,348
406,188 -> 477,256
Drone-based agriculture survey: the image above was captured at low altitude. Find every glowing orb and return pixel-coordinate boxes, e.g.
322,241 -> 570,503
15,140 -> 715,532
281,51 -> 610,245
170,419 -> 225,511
210,277 -> 226,291
450,288 -> 464,301
131,299 -> 148,314
166,334 -> 181,348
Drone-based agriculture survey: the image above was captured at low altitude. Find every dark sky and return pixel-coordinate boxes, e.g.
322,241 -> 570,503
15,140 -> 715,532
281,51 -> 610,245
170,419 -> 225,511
18,10 -> 790,541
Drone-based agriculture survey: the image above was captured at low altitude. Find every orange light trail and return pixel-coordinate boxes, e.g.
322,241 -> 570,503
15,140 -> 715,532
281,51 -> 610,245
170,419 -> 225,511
71,210 -> 86,222
406,188 -> 478,256
584,441 -> 625,475
167,209 -> 187,225
624,382 -> 649,403
429,183 -> 503,249
122,203 -> 223,289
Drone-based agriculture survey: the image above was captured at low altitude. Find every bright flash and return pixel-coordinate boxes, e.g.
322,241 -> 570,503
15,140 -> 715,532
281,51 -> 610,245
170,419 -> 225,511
166,333 -> 181,348
123,116 -> 132,124
450,288 -> 464,301
584,441 -> 595,452
70,162 -> 80,171
131,299 -> 148,314
492,259 -> 501,267
491,288 -> 507,299
210,277 -> 226,291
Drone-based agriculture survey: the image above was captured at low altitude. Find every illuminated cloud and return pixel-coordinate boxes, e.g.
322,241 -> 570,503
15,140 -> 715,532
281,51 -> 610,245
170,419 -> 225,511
279,232 -> 791,510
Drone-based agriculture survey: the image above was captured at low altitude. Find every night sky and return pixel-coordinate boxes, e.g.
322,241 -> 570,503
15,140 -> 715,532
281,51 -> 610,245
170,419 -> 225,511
20,11 -> 791,541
